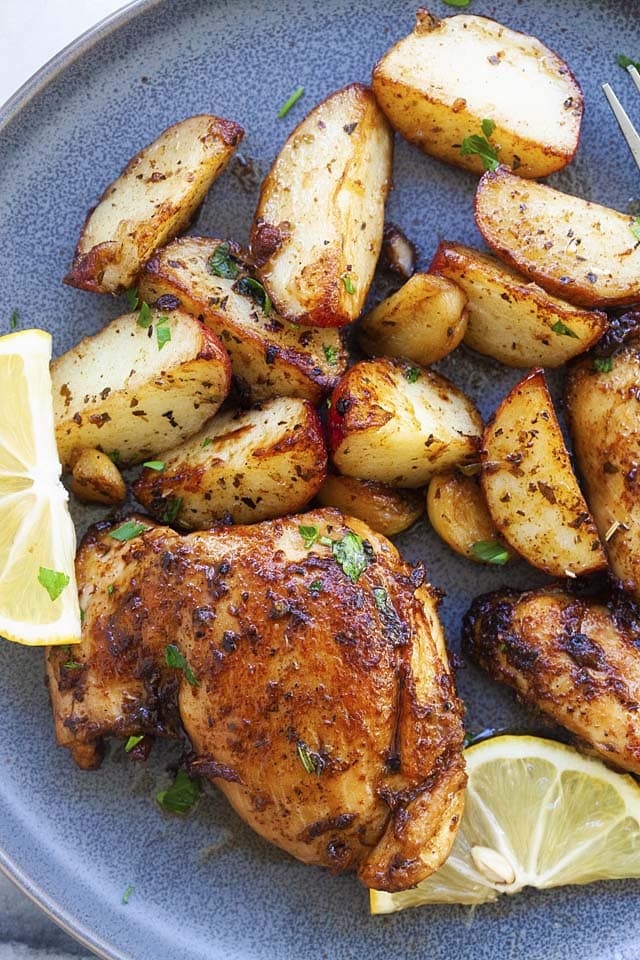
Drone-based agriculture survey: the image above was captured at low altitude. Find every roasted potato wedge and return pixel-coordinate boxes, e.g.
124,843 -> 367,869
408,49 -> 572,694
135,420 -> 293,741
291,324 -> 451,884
358,273 -> 468,366
430,242 -> 607,367
427,471 -> 512,564
139,237 -> 346,402
64,115 -> 243,294
328,358 -> 482,488
133,397 -> 327,527
52,307 -> 230,469
565,343 -> 640,599
251,83 -> 393,327
481,368 -> 606,577
69,448 -> 127,505
315,474 -> 423,537
372,10 -> 582,179
475,168 -> 640,308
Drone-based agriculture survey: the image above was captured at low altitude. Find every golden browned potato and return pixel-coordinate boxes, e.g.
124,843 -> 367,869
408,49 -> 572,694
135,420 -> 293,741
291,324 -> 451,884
481,368 -> 606,577
69,448 -> 127,505
250,83 -> 393,327
372,10 -> 582,179
133,397 -> 327,528
427,471 -> 512,564
358,273 -> 468,366
315,475 -> 423,536
565,343 -> 640,599
430,242 -> 607,367
64,115 -> 243,294
139,237 -> 346,403
475,167 -> 640,308
327,358 -> 482,488
52,307 -> 230,469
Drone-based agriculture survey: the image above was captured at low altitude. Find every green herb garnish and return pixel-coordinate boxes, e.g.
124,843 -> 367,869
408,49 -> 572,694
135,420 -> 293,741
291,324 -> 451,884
342,273 -> 356,295
323,344 -> 339,366
165,643 -> 199,687
137,301 -> 153,328
470,540 -> 509,565
299,525 -> 320,549
443,0 -> 471,6
404,366 -> 421,383
63,658 -> 82,670
162,497 -> 183,523
107,584 -> 115,595
10,309 -> 19,330
109,520 -> 149,542
296,741 -> 322,775
277,86 -> 305,119
617,54 -> 640,71
209,242 -> 240,279
631,217 -> 640,244
309,579 -> 324,594
156,317 -> 171,351
460,119 -> 499,171
125,288 -> 139,310
143,460 -> 165,471
202,437 -> 213,448
332,531 -> 374,583
481,118 -> 496,138
156,769 -> 201,815
122,885 -> 135,904
125,735 -> 144,753
551,320 -> 579,339
235,276 -> 272,316
108,450 -> 120,465
593,356 -> 613,373
37,567 -> 70,602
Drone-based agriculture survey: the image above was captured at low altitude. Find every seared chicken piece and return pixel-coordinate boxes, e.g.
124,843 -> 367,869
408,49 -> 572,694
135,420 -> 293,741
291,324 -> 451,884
463,585 -> 640,774
47,508 -> 465,892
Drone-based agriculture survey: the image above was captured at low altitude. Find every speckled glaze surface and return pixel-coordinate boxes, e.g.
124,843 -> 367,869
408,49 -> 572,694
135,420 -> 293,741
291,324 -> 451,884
0,1 -> 639,958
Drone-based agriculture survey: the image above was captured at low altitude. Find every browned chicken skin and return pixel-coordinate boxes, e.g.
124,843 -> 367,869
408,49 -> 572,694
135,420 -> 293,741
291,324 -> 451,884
46,508 -> 466,891
463,584 -> 640,774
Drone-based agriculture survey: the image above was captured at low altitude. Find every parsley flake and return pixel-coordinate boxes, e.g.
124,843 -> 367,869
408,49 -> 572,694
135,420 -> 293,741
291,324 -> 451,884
125,288 -> 139,310
109,520 -> 149,542
443,0 -> 471,6
481,118 -> 496,138
37,567 -> 70,602
470,540 -> 509,565
593,356 -> 613,373
10,309 -> 19,330
162,496 -> 183,523
617,54 -> 640,71
460,133 -> 499,171
277,86 -> 305,119
235,276 -> 272,316
156,769 -> 201,815
63,658 -> 83,670
299,524 -> 320,549
107,584 -> 115,595
108,450 -> 120,465
296,740 -> 323,775
551,320 -> 579,339
342,273 -> 356,295
137,301 -> 153,328
630,217 -> 640,244
156,317 -> 171,351
332,531 -> 374,583
323,344 -> 339,366
165,643 -> 199,687
202,437 -> 213,448
404,366 -> 421,383
143,460 -> 165,471
309,579 -> 324,594
122,885 -> 135,904
209,241 -> 240,279
125,735 -> 144,753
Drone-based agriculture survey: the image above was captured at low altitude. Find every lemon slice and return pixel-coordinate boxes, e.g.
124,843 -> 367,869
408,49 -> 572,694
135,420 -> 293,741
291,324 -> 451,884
371,735 -> 640,914
0,329 -> 80,645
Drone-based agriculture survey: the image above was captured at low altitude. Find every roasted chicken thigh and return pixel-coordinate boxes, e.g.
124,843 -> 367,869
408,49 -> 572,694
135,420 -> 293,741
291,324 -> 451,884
47,508 -> 465,891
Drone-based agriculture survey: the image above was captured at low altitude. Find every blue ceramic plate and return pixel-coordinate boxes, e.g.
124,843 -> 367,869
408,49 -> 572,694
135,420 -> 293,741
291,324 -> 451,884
0,1 -> 638,958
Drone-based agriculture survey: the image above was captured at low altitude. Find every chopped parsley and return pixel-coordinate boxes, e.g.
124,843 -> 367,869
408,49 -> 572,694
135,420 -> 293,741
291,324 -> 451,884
323,344 -> 339,366
296,740 -> 322,775
125,735 -> 144,753
63,658 -> 82,670
332,531 -> 374,583
209,241 -> 240,279
593,356 -> 613,373
37,567 -> 70,602
551,320 -> 579,339
108,450 -> 120,465
443,0 -> 471,6
309,579 -> 324,594
404,366 -> 421,383
137,301 -> 153,328
299,524 -> 320,549
470,540 -> 509,565
202,437 -> 213,448
143,460 -> 165,471
460,120 -> 500,171
162,496 -> 183,523
458,462 -> 481,477
156,769 -> 201,815
10,309 -> 19,330
125,288 -> 139,310
107,584 -> 115,595
631,217 -> 640,244
109,520 -> 149,542
165,643 -> 199,687
122,885 -> 135,904
235,276 -> 272,317
617,54 -> 640,71
156,317 -> 171,351
277,86 -> 305,119
342,273 -> 356,295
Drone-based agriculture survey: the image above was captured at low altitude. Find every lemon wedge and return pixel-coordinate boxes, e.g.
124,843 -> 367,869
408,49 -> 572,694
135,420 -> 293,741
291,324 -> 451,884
0,329 -> 80,645
371,735 -> 640,914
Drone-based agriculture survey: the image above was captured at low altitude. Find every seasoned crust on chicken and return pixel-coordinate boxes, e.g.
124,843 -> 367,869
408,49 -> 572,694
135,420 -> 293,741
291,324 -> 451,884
462,585 -> 640,774
46,508 -> 465,892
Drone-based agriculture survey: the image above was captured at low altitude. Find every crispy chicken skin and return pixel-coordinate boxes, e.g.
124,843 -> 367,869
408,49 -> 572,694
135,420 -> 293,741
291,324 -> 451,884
46,508 -> 465,892
463,585 -> 640,774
